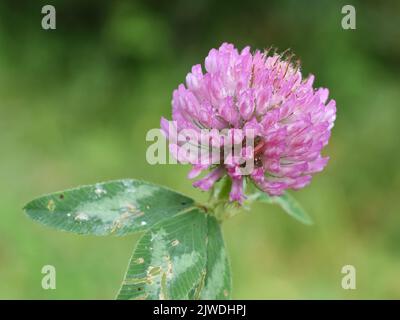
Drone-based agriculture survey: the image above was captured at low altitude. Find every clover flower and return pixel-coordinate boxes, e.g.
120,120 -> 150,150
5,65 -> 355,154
161,43 -> 336,203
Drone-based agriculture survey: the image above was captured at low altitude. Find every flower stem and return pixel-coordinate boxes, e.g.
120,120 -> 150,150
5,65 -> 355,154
199,177 -> 242,222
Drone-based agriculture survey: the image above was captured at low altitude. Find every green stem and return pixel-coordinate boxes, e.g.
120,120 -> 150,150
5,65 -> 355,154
199,177 -> 243,222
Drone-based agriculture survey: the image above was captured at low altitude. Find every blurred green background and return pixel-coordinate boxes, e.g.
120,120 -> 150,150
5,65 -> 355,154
1,0 -> 399,299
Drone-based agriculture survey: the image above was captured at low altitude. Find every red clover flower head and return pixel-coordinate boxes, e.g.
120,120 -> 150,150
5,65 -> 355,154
161,43 -> 336,203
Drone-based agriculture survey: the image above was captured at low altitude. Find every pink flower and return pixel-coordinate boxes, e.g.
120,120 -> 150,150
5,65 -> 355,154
161,43 -> 336,203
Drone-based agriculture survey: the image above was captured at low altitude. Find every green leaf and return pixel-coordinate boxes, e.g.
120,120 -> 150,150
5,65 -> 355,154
198,216 -> 231,299
24,179 -> 195,236
25,179 -> 233,299
117,209 -> 208,300
117,210 -> 232,300
254,191 -> 313,225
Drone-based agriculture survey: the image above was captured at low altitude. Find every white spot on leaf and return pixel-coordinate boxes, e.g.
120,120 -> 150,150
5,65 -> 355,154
94,184 -> 107,197
134,257 -> 144,264
123,181 -> 135,193
171,239 -> 180,247
74,212 -> 89,222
